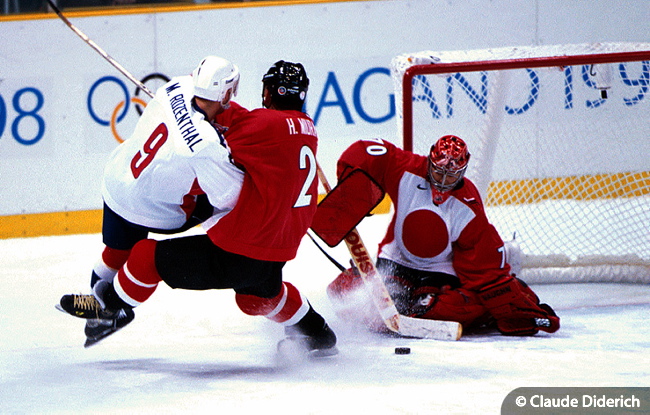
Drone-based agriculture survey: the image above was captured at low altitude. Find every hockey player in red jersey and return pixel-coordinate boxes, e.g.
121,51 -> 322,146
60,61 -> 337,355
325,136 -> 560,336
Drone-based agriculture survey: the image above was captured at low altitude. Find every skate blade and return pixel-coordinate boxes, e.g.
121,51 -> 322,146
83,312 -> 134,348
277,338 -> 339,362
84,337 -> 102,348
309,346 -> 339,358
84,326 -> 121,348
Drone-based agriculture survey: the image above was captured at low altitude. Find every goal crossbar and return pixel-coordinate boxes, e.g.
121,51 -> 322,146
402,50 -> 650,152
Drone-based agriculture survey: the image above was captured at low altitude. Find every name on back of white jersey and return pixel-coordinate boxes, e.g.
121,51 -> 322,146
165,82 -> 203,152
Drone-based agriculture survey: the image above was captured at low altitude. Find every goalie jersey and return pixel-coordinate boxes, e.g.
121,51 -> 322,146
102,76 -> 244,230
337,139 -> 511,290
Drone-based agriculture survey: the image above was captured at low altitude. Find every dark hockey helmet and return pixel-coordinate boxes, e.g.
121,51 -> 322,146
262,60 -> 309,110
427,135 -> 471,204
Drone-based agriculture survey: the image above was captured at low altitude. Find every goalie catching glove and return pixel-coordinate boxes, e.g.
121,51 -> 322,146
478,276 -> 560,336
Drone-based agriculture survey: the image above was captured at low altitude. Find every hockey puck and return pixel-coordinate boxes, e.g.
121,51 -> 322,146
394,347 -> 411,355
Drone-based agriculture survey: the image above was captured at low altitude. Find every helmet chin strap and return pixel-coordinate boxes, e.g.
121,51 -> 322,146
261,88 -> 273,109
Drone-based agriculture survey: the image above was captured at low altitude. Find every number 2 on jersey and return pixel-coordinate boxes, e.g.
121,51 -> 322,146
130,123 -> 168,179
293,145 -> 317,208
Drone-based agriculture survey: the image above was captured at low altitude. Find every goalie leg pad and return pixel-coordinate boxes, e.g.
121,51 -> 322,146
410,286 -> 489,328
478,276 -> 560,336
326,267 -> 364,300
326,267 -> 386,332
327,268 -> 414,312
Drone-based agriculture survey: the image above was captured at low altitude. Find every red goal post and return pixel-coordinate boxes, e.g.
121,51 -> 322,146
391,43 -> 650,284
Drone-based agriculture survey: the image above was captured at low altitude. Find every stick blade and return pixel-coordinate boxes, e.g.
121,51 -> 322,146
398,316 -> 462,341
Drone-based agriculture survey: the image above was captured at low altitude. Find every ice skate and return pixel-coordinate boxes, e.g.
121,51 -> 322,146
58,293 -> 117,320
57,281 -> 135,347
83,307 -> 135,348
279,307 -> 338,358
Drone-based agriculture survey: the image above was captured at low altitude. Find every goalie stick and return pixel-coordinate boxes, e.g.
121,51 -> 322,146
315,166 -> 462,341
47,0 -> 154,99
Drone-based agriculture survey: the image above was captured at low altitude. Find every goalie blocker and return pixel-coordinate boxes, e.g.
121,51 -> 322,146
311,169 -> 385,247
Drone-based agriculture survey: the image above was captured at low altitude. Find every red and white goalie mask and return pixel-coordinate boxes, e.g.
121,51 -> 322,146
427,135 -> 471,204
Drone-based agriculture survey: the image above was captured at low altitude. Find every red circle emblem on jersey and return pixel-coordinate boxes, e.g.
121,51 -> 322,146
401,209 -> 449,258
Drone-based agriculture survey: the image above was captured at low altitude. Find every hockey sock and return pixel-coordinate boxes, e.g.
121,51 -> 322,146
113,239 -> 162,308
91,246 -> 131,288
236,282 -> 310,325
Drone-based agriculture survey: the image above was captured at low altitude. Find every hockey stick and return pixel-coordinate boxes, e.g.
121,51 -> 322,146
315,165 -> 462,341
47,0 -> 154,99
307,231 -> 346,272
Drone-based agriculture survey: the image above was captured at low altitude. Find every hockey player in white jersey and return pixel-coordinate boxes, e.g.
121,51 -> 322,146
59,56 -> 244,346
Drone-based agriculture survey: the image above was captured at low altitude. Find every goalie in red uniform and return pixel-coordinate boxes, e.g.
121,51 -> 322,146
322,136 -> 560,336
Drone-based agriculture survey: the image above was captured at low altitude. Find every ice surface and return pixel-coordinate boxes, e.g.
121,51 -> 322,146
1,215 -> 649,414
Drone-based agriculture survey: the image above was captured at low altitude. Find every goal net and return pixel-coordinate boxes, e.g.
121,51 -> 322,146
391,43 -> 650,284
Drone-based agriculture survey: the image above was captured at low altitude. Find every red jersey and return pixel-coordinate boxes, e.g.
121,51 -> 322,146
337,139 -> 510,290
205,103 -> 319,262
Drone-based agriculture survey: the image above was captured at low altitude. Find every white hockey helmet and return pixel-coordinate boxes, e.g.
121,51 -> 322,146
192,56 -> 240,104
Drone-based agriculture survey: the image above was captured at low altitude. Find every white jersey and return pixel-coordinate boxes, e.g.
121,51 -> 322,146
102,76 -> 244,230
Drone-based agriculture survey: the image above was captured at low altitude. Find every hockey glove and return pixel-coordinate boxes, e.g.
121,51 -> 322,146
478,276 -> 560,336
409,286 -> 490,329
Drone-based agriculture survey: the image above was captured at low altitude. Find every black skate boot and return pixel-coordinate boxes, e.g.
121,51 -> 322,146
58,280 -> 134,347
280,306 -> 338,358
83,307 -> 134,348
58,293 -> 118,320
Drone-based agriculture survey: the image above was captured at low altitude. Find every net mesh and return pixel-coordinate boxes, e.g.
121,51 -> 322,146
391,43 -> 650,282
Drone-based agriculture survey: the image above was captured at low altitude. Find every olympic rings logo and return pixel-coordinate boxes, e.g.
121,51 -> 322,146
87,73 -> 170,143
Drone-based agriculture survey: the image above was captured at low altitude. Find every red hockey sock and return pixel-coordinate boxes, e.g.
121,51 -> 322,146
93,246 -> 131,281
114,239 -> 161,307
236,282 -> 310,325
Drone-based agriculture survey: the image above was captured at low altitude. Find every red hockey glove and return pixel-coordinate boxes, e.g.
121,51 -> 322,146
478,276 -> 560,336
410,285 -> 490,328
